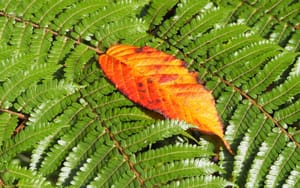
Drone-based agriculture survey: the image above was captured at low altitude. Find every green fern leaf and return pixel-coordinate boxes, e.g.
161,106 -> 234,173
95,18 -> 147,48
163,176 -> 234,188
52,0 -> 110,33
144,0 -> 178,30
1,0 -> 300,187
275,99 -> 300,125
144,158 -> 221,186
3,164 -> 53,188
0,113 -> 18,148
0,121 -> 66,161
122,120 -> 195,153
259,72 -> 300,113
245,128 -> 287,187
157,0 -> 212,39
136,144 -> 213,168
282,164 -> 300,188
0,51 -> 27,81
38,108 -> 96,175
0,63 -> 61,108
14,80 -> 77,113
265,142 -> 299,187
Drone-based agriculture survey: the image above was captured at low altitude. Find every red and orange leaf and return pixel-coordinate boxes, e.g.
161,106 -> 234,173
99,44 -> 232,154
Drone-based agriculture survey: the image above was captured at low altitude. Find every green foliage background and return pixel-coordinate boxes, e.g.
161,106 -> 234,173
0,0 -> 299,187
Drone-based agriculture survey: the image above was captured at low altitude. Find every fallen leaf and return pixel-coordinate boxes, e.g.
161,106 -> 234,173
99,44 -> 232,154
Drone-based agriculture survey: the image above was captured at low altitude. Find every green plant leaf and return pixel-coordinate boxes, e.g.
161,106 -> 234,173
1,0 -> 299,187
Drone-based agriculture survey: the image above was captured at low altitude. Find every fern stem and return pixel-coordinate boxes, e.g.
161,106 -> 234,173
0,109 -> 27,120
0,11 -> 103,55
0,109 -> 28,136
0,178 -> 4,187
220,77 -> 300,148
103,125 -> 146,187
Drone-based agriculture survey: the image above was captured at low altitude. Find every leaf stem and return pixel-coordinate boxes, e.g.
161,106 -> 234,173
221,78 -> 300,148
103,125 -> 146,187
0,109 -> 27,120
0,11 -> 104,55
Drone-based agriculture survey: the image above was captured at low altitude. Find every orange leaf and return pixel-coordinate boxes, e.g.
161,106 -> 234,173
99,44 -> 232,154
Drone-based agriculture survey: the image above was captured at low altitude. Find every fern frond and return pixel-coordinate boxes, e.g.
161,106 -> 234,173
0,113 -> 18,148
30,134 -> 57,171
286,30 -> 300,52
232,116 -> 272,185
14,80 -> 77,113
216,89 -> 242,122
9,22 -> 32,54
36,0 -> 78,27
136,144 -> 213,168
38,112 -> 97,175
27,93 -> 78,128
245,128 -> 287,187
265,142 -> 299,187
80,75 -> 116,96
158,0 -> 211,39
185,25 -> 253,63
219,42 -> 281,86
144,0 -> 178,30
0,52 -> 27,82
111,120 -> 153,139
63,44 -> 95,82
29,30 -> 53,63
259,72 -> 300,113
224,100 -> 256,147
163,176 -> 234,188
224,0 -> 300,52
1,0 -> 42,19
107,171 -> 139,188
30,102 -> 87,171
85,154 -> 126,188
1,0 -> 299,187
0,16 -> 14,44
46,36 -> 74,64
0,46 -> 16,60
122,120 -> 195,153
71,0 -> 147,45
143,158 -> 221,186
92,94 -> 134,115
0,121 -> 66,161
282,164 -> 300,188
56,126 -> 108,185
95,18 -> 147,48
245,52 -> 297,97
175,9 -> 236,46
0,63 -> 61,108
275,99 -> 300,125
52,0 -> 109,33
3,164 -> 52,188
76,60 -> 104,84
80,76 -> 129,109
102,106 -> 154,123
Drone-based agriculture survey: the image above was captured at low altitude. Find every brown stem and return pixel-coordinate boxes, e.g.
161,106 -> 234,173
221,78 -> 300,148
0,109 -> 29,135
0,11 -> 104,55
103,126 -> 146,187
0,178 -> 5,187
0,109 -> 27,120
